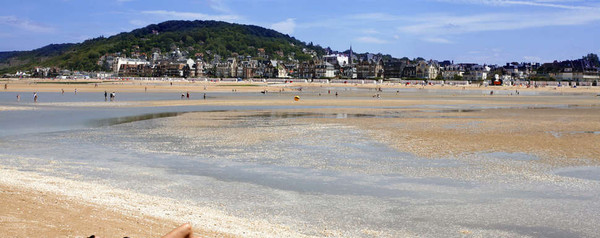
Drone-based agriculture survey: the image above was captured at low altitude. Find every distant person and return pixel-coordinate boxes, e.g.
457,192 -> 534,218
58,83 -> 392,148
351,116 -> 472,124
104,91 -> 108,100
74,89 -> 77,95
490,91 -> 494,95
16,94 -> 20,102
335,92 -> 338,97
186,92 -> 190,99
33,92 -> 38,102
61,89 -> 65,95
181,93 -> 185,99
203,93 -> 206,100
4,83 -> 7,90
110,92 -> 115,101
145,86 -> 147,92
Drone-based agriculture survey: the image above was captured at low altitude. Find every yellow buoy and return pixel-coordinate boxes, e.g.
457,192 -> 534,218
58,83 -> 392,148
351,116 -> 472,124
294,96 -> 300,101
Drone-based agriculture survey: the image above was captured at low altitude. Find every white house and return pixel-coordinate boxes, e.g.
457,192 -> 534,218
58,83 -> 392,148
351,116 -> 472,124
113,57 -> 150,73
324,54 -> 349,66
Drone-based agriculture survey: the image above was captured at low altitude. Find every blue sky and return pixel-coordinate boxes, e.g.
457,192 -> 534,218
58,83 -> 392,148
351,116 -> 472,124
1,0 -> 599,64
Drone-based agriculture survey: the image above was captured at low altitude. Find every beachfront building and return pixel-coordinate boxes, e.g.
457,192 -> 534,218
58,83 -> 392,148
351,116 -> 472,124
298,61 -> 316,79
315,61 -> 335,78
441,64 -> 466,80
337,64 -> 355,79
277,63 -> 289,78
416,60 -> 440,79
463,64 -> 491,81
383,60 -> 406,79
402,65 -> 417,79
356,59 -> 384,79
113,57 -> 150,75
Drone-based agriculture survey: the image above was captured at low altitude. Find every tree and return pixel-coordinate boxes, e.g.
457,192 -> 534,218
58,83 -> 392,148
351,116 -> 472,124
584,53 -> 599,67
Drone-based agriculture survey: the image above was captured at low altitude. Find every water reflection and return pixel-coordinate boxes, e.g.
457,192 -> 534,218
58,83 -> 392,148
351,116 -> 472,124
92,112 -> 185,127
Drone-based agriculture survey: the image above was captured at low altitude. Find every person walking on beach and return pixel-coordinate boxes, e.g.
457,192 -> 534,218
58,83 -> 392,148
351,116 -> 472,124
74,89 -> 77,95
104,91 -> 108,101
110,92 -> 115,101
186,91 -> 190,99
33,92 -> 38,102
4,83 -> 7,90
181,93 -> 185,99
61,89 -> 65,95
203,93 -> 206,100
16,94 -> 20,102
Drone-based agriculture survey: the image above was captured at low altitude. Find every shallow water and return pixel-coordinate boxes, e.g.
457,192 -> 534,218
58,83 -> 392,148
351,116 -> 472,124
1,93 -> 600,237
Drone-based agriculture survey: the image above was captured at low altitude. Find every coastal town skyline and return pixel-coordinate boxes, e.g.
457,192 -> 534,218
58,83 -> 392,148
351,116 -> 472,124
2,0 -> 600,65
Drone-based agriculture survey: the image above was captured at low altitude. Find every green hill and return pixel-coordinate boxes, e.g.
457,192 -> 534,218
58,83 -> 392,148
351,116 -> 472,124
0,20 -> 326,74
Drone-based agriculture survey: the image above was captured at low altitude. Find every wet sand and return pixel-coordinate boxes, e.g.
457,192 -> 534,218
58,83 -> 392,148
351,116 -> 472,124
1,79 -> 600,237
0,168 -> 299,238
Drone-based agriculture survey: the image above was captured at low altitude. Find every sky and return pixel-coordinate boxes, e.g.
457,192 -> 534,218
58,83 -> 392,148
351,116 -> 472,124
1,0 -> 600,64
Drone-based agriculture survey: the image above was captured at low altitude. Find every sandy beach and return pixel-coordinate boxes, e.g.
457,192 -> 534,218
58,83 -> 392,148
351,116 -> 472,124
3,78 -> 600,94
1,78 -> 600,237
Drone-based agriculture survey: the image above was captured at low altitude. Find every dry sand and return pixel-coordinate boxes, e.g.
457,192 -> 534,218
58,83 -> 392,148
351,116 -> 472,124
3,78 -> 600,94
1,79 -> 600,237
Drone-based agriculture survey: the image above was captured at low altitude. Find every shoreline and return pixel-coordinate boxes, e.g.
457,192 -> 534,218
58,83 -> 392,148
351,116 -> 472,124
2,78 -> 600,94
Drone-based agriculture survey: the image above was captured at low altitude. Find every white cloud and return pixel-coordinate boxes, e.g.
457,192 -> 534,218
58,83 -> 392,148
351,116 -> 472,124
423,37 -> 453,44
141,10 -> 240,22
207,0 -> 231,13
0,16 -> 54,33
351,13 -> 405,21
434,0 -> 595,10
398,8 -> 600,36
129,19 -> 147,26
523,55 -> 543,62
356,36 -> 388,44
362,29 -> 380,34
271,18 -> 295,35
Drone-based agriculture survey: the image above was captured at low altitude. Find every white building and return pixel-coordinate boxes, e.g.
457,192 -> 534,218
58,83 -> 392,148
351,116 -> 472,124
315,62 -> 335,78
277,64 -> 289,78
464,65 -> 490,81
113,57 -> 150,73
442,64 -> 466,80
324,54 -> 349,66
